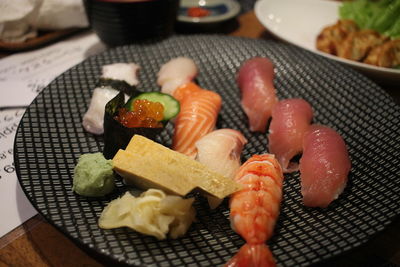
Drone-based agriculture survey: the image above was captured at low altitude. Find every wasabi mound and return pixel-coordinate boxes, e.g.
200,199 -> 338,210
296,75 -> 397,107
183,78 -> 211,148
73,153 -> 115,197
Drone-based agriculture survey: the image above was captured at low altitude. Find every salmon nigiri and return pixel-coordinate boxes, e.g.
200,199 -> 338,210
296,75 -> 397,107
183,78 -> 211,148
268,98 -> 313,173
195,129 -> 248,208
300,125 -> 351,208
226,154 -> 284,267
172,81 -> 201,102
172,83 -> 222,158
237,57 -> 278,133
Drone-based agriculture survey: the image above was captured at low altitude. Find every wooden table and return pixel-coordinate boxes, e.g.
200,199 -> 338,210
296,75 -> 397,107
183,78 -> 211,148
1,11 -> 399,267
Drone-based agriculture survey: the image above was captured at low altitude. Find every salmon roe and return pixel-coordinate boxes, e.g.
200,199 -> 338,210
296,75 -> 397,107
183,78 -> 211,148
115,99 -> 164,128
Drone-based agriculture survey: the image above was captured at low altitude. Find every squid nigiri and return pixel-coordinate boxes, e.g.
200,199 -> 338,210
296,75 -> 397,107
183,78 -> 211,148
172,83 -> 222,158
195,129 -> 248,208
237,57 -> 278,133
300,125 -> 351,208
101,63 -> 140,86
226,154 -> 284,267
82,63 -> 140,135
157,57 -> 198,95
82,87 -> 122,135
268,98 -> 313,173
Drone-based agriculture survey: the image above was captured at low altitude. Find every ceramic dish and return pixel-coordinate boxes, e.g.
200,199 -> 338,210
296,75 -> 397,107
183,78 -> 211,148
178,0 -> 241,23
254,0 -> 400,83
15,35 -> 400,266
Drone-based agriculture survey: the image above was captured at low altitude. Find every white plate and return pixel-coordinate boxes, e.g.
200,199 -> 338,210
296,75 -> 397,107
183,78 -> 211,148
255,0 -> 400,83
178,0 -> 241,23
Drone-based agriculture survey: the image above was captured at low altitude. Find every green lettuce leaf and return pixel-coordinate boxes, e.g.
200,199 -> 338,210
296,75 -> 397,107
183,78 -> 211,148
339,0 -> 400,39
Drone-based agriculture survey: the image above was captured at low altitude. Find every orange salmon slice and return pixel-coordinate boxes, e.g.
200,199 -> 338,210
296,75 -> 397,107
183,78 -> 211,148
172,85 -> 222,158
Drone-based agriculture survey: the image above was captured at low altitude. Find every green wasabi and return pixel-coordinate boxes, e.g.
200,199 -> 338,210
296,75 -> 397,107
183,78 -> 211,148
73,153 -> 115,197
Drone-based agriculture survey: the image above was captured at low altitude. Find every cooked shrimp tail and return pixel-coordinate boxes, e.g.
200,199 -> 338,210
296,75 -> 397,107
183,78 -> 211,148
226,154 -> 284,266
225,244 -> 276,267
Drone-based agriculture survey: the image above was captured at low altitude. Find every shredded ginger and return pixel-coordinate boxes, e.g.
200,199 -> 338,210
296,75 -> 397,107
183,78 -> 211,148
98,189 -> 196,240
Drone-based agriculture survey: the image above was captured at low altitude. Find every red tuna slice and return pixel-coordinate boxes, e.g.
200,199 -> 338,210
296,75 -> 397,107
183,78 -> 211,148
300,125 -> 351,208
237,57 -> 278,133
268,98 -> 313,173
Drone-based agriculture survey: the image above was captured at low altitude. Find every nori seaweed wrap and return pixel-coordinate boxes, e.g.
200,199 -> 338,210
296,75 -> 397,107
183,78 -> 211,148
103,92 -> 164,159
97,78 -> 137,97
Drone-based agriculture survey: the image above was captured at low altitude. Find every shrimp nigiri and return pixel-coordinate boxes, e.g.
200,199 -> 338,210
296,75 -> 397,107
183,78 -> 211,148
172,83 -> 222,158
157,57 -> 198,95
226,154 -> 284,267
195,129 -> 248,208
237,57 -> 278,133
268,98 -> 313,173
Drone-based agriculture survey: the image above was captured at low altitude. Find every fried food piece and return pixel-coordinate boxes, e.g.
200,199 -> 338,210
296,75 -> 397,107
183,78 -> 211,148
337,30 -> 389,61
364,39 -> 400,68
316,18 -> 400,69
316,19 -> 359,55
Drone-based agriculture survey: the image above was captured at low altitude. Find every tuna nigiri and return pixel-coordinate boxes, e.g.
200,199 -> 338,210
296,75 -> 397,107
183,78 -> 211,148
157,57 -> 198,95
82,63 -> 140,135
268,98 -> 313,173
300,125 -> 351,208
172,83 -> 222,158
195,129 -> 248,208
237,57 -> 278,133
226,154 -> 284,267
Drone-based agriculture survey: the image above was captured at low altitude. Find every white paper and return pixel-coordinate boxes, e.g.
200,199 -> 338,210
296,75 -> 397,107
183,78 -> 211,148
0,31 -> 105,107
0,109 -> 35,238
0,31 -> 106,239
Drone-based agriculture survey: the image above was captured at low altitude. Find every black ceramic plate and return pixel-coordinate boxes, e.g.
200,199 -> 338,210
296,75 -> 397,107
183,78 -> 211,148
15,35 -> 400,266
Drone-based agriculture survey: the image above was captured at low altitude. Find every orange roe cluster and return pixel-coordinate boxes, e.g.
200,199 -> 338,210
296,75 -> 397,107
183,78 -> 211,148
187,7 -> 210,17
115,99 -> 164,128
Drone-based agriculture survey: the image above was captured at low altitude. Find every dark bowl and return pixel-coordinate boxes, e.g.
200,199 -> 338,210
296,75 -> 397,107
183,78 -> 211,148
84,0 -> 180,46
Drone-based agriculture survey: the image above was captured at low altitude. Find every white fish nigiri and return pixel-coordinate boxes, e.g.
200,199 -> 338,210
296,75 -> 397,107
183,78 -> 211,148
157,57 -> 198,95
195,129 -> 248,208
82,63 -> 140,135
